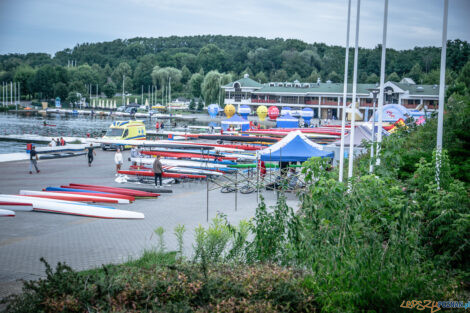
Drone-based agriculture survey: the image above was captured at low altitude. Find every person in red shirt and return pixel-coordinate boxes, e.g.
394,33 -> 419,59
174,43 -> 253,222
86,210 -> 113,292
60,137 -> 65,146
155,122 -> 160,130
258,160 -> 266,179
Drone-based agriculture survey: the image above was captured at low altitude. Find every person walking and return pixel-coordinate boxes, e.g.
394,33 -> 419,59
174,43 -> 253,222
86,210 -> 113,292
114,148 -> 123,174
152,155 -> 163,186
29,145 -> 40,174
86,144 -> 95,167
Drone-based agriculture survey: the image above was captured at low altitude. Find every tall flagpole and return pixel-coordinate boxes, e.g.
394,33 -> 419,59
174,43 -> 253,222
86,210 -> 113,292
375,0 -> 389,165
347,0 -> 361,179
436,0 -> 448,188
338,0 -> 352,182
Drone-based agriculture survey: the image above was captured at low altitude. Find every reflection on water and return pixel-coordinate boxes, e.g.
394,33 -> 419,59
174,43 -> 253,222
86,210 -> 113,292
0,113 -> 217,153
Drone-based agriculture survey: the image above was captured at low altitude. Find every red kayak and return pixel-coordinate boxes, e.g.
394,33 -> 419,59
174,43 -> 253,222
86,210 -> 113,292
64,184 -> 159,197
118,170 -> 206,179
141,151 -> 237,161
20,194 -> 120,204
176,142 -> 264,151
46,191 -> 135,202
44,124 -> 56,127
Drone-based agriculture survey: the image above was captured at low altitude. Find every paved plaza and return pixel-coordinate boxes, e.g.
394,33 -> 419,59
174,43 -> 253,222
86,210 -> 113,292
0,150 -> 298,299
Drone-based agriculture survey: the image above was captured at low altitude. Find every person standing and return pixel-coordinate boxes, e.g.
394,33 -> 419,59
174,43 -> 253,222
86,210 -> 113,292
152,155 -> 163,186
49,138 -> 57,147
114,148 -> 123,174
86,144 -> 95,167
29,145 -> 40,174
60,137 -> 66,146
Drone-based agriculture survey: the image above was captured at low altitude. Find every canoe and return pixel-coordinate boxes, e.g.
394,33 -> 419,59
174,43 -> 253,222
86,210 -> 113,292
141,150 -> 237,161
19,190 -> 130,204
0,195 -> 144,219
118,170 -> 206,179
186,134 -> 279,143
116,186 -> 173,193
0,201 -> 33,211
44,187 -> 135,201
132,157 -> 229,169
0,209 -> 15,217
67,184 -> 160,197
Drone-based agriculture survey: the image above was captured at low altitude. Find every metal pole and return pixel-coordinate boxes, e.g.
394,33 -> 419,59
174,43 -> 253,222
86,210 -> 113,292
256,154 -> 260,204
18,82 -> 20,109
10,82 -> 13,106
369,93 -> 377,173
436,0 -> 448,188
148,85 -> 150,106
347,0 -> 361,180
376,0 -> 389,165
141,85 -> 143,105
235,170 -> 238,211
169,77 -> 172,114
206,177 -> 209,222
122,75 -> 125,107
339,0 -> 352,182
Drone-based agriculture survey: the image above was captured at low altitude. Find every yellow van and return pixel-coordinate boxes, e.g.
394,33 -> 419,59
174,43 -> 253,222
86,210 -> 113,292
101,120 -> 146,150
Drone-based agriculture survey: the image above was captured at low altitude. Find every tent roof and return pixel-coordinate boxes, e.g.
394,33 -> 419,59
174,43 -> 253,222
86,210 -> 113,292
276,113 -> 298,121
258,131 -> 333,161
221,114 -> 249,124
333,125 -> 372,147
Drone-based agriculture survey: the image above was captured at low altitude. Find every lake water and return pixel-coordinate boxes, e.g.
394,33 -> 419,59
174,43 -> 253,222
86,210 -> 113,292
0,113 -> 214,154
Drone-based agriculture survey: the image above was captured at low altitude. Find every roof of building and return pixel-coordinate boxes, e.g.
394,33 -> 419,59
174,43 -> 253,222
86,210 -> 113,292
254,83 -> 377,95
400,77 -> 416,85
392,82 -> 439,96
223,74 -> 263,88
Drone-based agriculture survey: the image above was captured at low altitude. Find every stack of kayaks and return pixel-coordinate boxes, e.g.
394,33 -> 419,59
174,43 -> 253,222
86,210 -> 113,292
0,184 -> 162,219
0,195 -> 144,219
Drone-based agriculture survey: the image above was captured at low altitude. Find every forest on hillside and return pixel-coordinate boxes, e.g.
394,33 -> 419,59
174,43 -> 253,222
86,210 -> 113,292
0,35 -> 469,104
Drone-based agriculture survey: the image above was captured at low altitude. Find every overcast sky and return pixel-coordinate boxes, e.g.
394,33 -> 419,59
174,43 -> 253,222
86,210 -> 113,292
0,0 -> 469,55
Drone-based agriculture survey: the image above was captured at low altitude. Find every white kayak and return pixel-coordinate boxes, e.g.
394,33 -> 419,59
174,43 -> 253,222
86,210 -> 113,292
0,209 -> 16,217
0,200 -> 33,211
18,190 -> 131,204
132,157 -> 228,169
0,195 -> 144,219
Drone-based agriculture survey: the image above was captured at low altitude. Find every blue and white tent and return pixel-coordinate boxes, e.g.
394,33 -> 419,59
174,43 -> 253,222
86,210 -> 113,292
221,114 -> 250,131
370,104 -> 411,123
276,113 -> 299,128
258,131 -> 333,162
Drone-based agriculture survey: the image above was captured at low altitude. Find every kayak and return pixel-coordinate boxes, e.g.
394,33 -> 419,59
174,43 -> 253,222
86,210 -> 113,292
118,170 -> 206,179
67,184 -> 160,197
132,157 -> 229,169
186,134 -> 279,143
44,187 -> 135,201
0,209 -> 15,217
0,201 -> 33,211
129,165 -> 223,176
19,190 -> 130,204
0,195 -> 144,219
141,151 -> 237,161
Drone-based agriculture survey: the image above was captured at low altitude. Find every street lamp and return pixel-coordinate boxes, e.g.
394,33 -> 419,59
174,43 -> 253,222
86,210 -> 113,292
367,88 -> 380,173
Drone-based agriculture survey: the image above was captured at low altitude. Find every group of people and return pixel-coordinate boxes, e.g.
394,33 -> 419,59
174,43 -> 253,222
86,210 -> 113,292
49,137 -> 66,147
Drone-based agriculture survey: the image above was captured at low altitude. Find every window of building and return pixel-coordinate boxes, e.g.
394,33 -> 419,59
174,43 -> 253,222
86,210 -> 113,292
234,82 -> 242,102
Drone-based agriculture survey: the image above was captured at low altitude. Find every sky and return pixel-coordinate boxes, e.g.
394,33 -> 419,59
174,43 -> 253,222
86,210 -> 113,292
0,0 -> 469,55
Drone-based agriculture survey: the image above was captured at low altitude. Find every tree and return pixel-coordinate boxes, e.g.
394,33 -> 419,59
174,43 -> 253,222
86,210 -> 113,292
53,82 -> 68,101
197,44 -> 226,72
408,63 -> 423,83
457,60 -> 470,90
307,70 -> 320,83
327,71 -> 341,83
189,98 -> 196,110
387,72 -> 400,82
68,80 -> 86,95
151,66 -> 182,91
201,70 -> 222,105
112,62 -> 132,87
133,54 -> 158,92
189,73 -> 204,98
271,69 -> 288,81
14,65 -> 35,98
66,91 -> 80,106
254,71 -> 268,83
181,65 -> 191,84
366,73 -> 379,84
103,81 -> 117,98
290,72 -> 302,82
30,65 -> 57,99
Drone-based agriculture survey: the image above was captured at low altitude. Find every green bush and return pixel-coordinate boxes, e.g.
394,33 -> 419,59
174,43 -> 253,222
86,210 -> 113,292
2,255 -> 318,312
